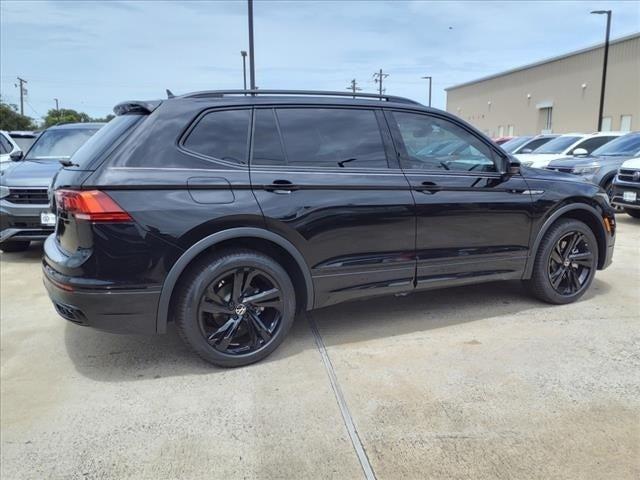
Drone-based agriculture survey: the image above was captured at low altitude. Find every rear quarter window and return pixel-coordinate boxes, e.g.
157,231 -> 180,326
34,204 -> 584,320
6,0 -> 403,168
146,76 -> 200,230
182,109 -> 251,164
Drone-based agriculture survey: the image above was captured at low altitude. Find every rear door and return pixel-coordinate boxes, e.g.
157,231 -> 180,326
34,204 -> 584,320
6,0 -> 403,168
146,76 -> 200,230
386,110 -> 533,289
250,106 -> 416,308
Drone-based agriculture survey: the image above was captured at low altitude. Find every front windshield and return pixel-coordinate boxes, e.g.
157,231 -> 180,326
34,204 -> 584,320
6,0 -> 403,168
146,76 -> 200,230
501,136 -> 532,153
591,133 -> 640,156
12,136 -> 37,152
24,128 -> 100,160
533,136 -> 581,154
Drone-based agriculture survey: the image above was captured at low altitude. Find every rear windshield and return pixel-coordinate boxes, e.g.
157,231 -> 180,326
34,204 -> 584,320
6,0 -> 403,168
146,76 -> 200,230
12,136 -> 37,152
25,127 -> 101,160
500,136 -> 532,153
66,115 -> 142,169
533,136 -> 581,154
591,133 -> 640,156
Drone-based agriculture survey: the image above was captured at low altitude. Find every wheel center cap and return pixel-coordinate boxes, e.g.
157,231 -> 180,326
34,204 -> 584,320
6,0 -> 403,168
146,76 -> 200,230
563,259 -> 571,267
235,304 -> 247,316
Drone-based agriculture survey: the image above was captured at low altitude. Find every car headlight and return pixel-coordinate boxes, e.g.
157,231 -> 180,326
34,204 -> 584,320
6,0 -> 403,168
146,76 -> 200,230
0,185 -> 9,199
572,162 -> 600,175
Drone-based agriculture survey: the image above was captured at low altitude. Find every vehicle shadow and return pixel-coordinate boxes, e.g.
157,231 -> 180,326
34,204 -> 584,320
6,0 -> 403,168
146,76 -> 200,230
63,278 -> 611,382
0,241 -> 44,263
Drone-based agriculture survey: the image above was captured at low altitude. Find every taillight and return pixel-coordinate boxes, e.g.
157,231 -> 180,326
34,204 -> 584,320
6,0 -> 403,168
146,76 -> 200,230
55,189 -> 132,222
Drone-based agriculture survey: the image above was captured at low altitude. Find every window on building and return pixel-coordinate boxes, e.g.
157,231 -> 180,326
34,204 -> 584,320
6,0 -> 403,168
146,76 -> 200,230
539,107 -> 553,133
620,115 -> 632,132
601,117 -> 612,132
498,125 -> 504,137
507,125 -> 515,136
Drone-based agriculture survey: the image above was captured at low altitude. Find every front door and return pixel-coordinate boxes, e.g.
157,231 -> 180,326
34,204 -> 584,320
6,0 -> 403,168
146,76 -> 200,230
386,110 -> 533,290
250,106 -> 416,307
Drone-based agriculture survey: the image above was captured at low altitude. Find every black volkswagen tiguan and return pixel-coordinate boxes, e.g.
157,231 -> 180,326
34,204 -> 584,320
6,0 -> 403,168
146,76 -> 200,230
43,90 -> 616,367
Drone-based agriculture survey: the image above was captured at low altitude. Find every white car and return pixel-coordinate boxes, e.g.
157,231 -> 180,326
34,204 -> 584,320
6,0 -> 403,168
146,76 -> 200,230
0,130 -> 21,170
612,157 -> 640,218
516,132 -> 625,169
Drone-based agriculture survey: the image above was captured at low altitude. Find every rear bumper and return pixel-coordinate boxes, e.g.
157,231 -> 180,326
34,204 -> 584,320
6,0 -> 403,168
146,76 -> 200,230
1,200 -> 54,243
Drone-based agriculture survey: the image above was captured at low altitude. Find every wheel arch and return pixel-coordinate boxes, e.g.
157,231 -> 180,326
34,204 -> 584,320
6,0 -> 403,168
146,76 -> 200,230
156,227 -> 314,333
524,202 -> 608,278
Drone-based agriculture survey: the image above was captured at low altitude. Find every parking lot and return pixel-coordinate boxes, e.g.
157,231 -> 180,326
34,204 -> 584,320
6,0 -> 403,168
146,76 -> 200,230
0,216 -> 638,479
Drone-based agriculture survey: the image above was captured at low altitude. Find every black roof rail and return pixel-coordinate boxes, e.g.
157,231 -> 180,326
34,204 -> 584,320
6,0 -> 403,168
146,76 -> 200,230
179,89 -> 421,105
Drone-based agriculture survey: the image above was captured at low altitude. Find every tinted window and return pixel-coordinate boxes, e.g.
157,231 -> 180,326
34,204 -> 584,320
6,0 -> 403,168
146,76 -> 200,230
184,109 -> 251,164
392,112 -> 498,172
252,109 -> 286,166
534,136 -> 581,154
0,135 -> 10,154
500,136 -> 532,153
11,136 -> 36,152
522,137 -> 554,152
592,133 -> 640,156
25,128 -> 100,160
68,116 -> 139,169
570,136 -> 616,155
275,108 -> 388,168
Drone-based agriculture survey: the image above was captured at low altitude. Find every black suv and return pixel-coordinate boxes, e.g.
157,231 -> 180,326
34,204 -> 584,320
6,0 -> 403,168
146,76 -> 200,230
43,90 -> 616,367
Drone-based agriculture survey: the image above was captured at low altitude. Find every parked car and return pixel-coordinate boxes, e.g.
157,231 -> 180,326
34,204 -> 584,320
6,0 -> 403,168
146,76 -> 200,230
0,122 -> 103,252
0,130 -> 21,170
611,157 -> 640,218
492,136 -> 514,145
545,132 -> 640,201
516,132 -> 625,168
42,90 -> 615,367
500,134 -> 559,154
9,130 -> 39,153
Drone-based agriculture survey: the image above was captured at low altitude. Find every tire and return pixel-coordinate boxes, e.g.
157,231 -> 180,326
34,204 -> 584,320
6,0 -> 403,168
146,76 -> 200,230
625,208 -> 640,219
525,219 -> 598,304
174,249 -> 296,367
0,241 -> 30,252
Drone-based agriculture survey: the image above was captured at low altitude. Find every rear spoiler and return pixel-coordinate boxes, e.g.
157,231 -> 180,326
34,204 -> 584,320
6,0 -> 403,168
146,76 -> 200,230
113,100 -> 162,116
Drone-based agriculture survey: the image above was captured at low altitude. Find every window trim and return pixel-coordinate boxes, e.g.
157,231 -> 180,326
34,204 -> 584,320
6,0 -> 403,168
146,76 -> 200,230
383,108 -> 509,175
178,106 -> 253,169
250,105 -> 395,171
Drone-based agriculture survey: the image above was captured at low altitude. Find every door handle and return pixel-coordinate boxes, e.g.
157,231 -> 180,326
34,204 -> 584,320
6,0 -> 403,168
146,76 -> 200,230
264,179 -> 296,194
415,181 -> 441,193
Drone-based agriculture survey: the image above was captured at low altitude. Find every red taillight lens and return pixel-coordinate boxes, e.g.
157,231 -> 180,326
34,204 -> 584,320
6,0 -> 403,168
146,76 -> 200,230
55,190 -> 132,222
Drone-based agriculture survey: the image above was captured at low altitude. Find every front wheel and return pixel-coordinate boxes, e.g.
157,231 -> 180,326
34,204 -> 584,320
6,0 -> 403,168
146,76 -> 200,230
174,249 -> 296,367
526,219 -> 598,304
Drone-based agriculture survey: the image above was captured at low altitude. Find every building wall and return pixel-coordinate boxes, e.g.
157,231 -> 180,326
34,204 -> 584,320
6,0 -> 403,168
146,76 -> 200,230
446,34 -> 640,137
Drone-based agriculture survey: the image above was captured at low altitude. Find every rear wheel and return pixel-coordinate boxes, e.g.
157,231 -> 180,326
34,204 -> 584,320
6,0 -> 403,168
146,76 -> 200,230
0,241 -> 30,252
625,208 -> 640,219
174,249 -> 296,367
526,219 -> 598,304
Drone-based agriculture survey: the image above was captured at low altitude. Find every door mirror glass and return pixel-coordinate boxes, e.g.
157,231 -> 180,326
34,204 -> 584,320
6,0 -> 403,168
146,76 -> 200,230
10,150 -> 23,161
507,158 -> 521,175
572,148 -> 588,156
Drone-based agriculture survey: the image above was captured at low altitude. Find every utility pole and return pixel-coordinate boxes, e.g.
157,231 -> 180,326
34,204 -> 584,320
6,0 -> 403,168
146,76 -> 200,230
591,10 -> 612,131
16,77 -> 27,116
54,98 -> 60,121
240,51 -> 248,94
373,69 -> 388,98
346,79 -> 361,96
247,0 -> 256,91
421,76 -> 432,107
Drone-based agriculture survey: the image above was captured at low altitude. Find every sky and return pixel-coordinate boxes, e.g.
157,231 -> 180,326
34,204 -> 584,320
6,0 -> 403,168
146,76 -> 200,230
1,0 -> 639,121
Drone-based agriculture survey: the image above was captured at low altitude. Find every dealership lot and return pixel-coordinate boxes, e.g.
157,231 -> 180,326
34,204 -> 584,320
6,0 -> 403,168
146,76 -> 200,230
1,216 -> 638,480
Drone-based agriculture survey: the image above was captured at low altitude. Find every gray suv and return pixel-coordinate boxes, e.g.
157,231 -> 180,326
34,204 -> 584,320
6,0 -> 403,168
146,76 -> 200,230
0,123 -> 103,252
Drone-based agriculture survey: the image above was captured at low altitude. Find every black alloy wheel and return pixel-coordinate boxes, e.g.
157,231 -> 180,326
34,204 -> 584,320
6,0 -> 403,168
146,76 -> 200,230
198,267 -> 284,355
526,218 -> 598,304
175,249 -> 296,367
547,231 -> 594,296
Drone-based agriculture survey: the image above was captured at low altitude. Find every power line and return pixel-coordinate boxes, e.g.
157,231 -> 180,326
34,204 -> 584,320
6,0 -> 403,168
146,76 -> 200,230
373,69 -> 388,97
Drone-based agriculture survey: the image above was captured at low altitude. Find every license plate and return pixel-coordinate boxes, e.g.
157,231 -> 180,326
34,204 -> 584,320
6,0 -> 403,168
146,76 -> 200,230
41,212 -> 56,226
623,191 -> 637,202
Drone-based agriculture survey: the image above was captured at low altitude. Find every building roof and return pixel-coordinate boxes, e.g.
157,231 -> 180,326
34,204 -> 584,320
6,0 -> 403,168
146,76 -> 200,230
445,32 -> 640,91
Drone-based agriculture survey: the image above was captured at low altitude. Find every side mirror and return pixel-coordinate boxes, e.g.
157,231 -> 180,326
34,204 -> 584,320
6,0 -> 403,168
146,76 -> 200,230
504,157 -> 521,176
573,148 -> 588,156
521,148 -> 533,154
9,150 -> 23,161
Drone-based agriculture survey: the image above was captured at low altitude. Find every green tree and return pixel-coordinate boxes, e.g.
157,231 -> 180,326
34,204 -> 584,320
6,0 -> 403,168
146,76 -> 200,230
91,114 -> 115,123
43,108 -> 92,127
0,99 -> 37,130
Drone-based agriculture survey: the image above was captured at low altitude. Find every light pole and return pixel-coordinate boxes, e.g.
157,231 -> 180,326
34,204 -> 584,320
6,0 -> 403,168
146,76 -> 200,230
421,76 -> 432,107
247,0 -> 256,91
54,98 -> 60,122
240,51 -> 248,93
591,9 -> 611,131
